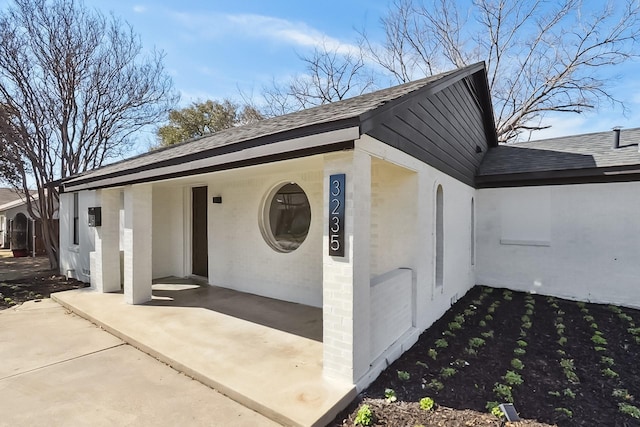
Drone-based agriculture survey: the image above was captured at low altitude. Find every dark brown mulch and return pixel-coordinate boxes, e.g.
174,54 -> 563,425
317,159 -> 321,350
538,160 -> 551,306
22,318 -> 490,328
0,274 -> 87,310
330,286 -> 640,427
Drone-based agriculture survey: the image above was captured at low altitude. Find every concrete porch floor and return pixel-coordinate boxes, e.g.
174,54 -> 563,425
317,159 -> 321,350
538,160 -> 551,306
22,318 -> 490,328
52,278 -> 356,427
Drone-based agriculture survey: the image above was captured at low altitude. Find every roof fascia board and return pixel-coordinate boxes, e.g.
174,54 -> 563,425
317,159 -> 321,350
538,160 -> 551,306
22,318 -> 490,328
63,126 -> 360,192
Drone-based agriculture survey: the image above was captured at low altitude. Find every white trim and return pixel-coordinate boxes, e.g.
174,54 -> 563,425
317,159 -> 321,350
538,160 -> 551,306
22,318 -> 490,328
499,239 -> 551,247
64,127 -> 360,192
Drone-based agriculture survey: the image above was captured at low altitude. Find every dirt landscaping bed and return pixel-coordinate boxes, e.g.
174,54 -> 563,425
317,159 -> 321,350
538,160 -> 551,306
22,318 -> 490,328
0,274 -> 87,310
331,286 -> 640,427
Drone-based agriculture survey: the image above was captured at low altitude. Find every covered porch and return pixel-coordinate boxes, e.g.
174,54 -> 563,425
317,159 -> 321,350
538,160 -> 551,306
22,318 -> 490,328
52,278 -> 355,427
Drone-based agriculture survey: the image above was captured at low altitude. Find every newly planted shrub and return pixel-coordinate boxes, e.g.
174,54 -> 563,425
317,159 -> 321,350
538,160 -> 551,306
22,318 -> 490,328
426,379 -> 444,391
397,370 -> 410,381
613,389 -> 633,401
601,356 -> 614,366
555,407 -> 573,418
511,358 -> 524,370
419,397 -> 435,411
479,320 -> 487,327
416,360 -> 428,368
435,338 -> 448,348
619,403 -> 640,419
384,388 -> 397,403
513,347 -> 526,356
504,370 -> 524,386
427,348 -> 437,360
490,405 -> 505,419
591,334 -> 608,345
493,383 -> 513,402
354,405 -> 374,426
602,368 -> 619,379
558,336 -> 568,346
469,337 -> 486,348
448,321 -> 462,331
481,330 -> 494,339
516,339 -> 528,348
440,367 -> 457,378
563,388 -> 576,399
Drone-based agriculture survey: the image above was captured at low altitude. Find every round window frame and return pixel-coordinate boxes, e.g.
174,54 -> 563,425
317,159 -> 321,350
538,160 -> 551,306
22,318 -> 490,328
259,181 -> 312,253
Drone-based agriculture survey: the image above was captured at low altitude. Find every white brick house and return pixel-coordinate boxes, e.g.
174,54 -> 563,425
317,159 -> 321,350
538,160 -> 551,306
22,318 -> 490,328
58,62 -> 640,389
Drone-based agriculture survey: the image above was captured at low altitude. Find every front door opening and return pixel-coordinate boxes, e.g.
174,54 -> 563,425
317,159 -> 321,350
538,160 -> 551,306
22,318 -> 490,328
192,186 -> 208,277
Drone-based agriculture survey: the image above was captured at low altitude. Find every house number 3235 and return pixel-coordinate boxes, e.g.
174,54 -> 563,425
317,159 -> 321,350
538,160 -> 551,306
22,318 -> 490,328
329,174 -> 345,257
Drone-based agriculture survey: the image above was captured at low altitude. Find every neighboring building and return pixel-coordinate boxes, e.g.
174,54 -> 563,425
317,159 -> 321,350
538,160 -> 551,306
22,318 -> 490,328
0,189 -> 58,255
57,62 -> 640,390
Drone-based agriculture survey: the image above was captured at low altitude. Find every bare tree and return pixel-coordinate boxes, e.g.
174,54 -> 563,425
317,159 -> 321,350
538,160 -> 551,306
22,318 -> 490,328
360,0 -> 640,141
0,0 -> 177,269
262,42 -> 376,117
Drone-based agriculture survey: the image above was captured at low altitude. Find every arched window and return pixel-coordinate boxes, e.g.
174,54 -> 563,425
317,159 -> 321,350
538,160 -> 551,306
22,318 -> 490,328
435,185 -> 444,288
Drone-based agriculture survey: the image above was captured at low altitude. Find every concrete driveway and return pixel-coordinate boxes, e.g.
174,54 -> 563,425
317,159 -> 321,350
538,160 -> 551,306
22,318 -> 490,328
0,299 -> 279,427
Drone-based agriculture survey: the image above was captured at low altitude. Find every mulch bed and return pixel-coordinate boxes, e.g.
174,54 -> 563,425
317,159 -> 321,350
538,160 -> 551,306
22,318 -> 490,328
0,274 -> 87,310
330,286 -> 640,427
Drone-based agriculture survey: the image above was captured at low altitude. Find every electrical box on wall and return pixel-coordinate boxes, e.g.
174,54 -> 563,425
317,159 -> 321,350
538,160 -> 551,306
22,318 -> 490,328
88,207 -> 102,227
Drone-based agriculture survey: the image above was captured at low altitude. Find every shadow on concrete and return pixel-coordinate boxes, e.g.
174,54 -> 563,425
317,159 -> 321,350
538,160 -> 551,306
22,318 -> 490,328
146,277 -> 323,342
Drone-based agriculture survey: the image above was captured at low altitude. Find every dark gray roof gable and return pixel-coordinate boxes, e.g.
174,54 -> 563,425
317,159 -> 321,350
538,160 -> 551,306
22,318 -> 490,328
63,62 -> 497,191
477,127 -> 640,187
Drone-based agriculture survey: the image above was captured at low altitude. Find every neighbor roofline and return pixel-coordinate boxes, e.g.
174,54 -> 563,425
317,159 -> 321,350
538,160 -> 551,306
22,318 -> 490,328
476,164 -> 640,188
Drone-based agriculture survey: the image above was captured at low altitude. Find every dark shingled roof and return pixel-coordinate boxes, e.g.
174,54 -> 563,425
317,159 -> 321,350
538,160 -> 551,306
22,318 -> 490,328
65,68 -> 460,187
479,127 -> 640,176
0,188 -> 24,208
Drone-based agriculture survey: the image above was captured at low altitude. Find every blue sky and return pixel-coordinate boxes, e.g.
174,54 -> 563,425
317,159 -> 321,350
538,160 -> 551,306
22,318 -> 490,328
12,0 -> 640,144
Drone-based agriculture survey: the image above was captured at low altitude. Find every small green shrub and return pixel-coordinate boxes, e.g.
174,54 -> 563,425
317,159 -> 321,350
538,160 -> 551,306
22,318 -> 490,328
454,315 -> 465,324
594,346 -> 607,352
576,302 -> 586,308
628,327 -> 640,336
490,405 -> 504,419
463,308 -> 475,317
426,379 -> 444,391
590,322 -> 599,330
522,321 -> 532,329
384,388 -> 397,403
503,370 -> 524,386
521,314 -> 530,323
559,359 -> 574,370
609,305 -> 622,314
464,347 -> 477,356
354,404 -> 373,426
493,383 -> 513,402
443,330 -> 455,337
513,347 -> 526,356
619,313 -> 633,322
419,397 -> 435,411
563,388 -> 576,399
601,356 -> 614,366
525,302 -> 535,310
448,321 -> 462,331
619,403 -> 640,419
416,360 -> 429,368
591,334 -> 608,345
435,338 -> 448,348
511,358 -> 524,370
481,330 -> 494,339
485,314 -> 493,321
558,337 -> 567,346
548,390 -> 561,397
583,315 -> 595,322
427,348 -> 437,360
440,367 -> 457,378
397,370 -> 410,381
469,337 -> 486,348
613,389 -> 633,401
555,407 -> 573,418
516,339 -> 528,348
602,368 -> 619,378
479,320 -> 487,327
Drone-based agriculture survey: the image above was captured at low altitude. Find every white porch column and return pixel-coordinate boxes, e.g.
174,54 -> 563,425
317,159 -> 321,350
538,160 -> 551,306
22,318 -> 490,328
90,188 -> 121,293
123,184 -> 152,304
322,149 -> 371,384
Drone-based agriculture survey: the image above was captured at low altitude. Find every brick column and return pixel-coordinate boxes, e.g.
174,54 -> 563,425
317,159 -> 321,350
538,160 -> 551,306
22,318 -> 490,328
123,184 -> 153,304
90,188 -> 121,293
322,149 -> 371,384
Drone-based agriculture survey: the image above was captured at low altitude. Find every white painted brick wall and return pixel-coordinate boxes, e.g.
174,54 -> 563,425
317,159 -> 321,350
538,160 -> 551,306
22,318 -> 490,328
477,182 -> 640,308
370,268 -> 412,359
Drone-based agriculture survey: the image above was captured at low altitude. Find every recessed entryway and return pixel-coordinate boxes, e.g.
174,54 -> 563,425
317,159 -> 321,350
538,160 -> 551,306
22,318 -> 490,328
191,186 -> 208,278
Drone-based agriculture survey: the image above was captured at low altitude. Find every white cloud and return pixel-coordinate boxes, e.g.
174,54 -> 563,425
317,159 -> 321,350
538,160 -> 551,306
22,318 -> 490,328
168,11 -> 359,55
132,5 -> 147,13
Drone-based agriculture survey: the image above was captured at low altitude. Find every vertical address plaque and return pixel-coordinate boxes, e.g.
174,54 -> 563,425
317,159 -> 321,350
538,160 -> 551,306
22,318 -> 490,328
329,173 -> 345,257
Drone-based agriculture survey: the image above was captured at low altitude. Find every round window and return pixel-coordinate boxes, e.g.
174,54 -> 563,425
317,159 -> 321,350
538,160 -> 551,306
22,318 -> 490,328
261,182 -> 311,252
